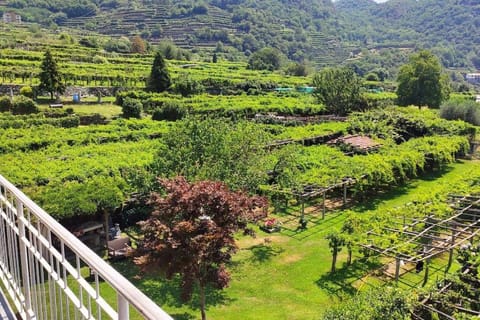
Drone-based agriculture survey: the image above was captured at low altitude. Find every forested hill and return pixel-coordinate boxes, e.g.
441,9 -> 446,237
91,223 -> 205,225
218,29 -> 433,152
335,0 -> 480,69
1,0 -> 480,71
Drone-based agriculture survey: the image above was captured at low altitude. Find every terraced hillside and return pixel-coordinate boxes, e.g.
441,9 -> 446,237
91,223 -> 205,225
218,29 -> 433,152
2,0 -> 479,73
0,0 -> 357,65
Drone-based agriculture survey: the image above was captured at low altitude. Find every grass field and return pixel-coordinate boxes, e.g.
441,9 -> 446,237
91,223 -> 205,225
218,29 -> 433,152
88,160 -> 480,320
37,100 -> 122,119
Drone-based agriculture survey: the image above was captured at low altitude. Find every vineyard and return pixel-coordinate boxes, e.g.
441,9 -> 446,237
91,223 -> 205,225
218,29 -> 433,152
0,24 -> 307,90
0,23 -> 479,320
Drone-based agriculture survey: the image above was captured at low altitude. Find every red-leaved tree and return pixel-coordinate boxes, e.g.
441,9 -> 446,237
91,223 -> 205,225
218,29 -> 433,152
134,177 -> 268,320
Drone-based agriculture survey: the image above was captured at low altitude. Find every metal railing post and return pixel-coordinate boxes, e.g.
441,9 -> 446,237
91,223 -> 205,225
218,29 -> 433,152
118,295 -> 129,320
16,201 -> 32,319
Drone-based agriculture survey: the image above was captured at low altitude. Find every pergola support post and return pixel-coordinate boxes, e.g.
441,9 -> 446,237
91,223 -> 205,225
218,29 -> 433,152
322,192 -> 326,220
423,259 -> 430,287
446,230 -> 456,273
395,257 -> 400,282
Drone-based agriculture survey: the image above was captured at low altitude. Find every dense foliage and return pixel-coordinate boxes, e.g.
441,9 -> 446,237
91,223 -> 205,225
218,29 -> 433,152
121,97 -> 143,119
348,107 -> 476,142
396,51 -> 450,108
146,52 -> 171,93
313,67 -> 363,116
247,47 -> 283,71
440,98 -> 480,126
38,50 -> 65,100
323,287 -> 413,320
11,95 -> 38,115
150,117 -> 269,192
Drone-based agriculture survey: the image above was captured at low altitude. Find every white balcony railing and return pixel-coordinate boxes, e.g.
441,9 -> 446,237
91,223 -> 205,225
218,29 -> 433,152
0,174 -> 172,320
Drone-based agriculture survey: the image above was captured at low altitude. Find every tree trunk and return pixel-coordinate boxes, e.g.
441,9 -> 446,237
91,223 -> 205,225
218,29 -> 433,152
50,91 -> 54,100
331,250 -> 337,273
103,208 -> 110,247
200,284 -> 207,320
347,247 -> 352,266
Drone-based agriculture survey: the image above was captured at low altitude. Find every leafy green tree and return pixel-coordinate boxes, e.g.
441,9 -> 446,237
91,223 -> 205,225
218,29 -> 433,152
313,67 -> 363,116
38,50 -> 65,100
130,35 -> 146,54
396,50 -> 451,108
440,98 -> 480,126
285,62 -> 308,76
151,117 -> 268,192
326,231 -> 345,273
269,144 -> 303,192
247,47 -> 282,71
36,176 -> 126,219
134,177 -> 267,320
146,51 -> 171,93
341,213 -> 361,266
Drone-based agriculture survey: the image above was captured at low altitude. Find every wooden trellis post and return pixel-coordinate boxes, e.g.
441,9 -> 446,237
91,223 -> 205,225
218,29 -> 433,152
301,200 -> 305,221
446,228 -> 456,272
395,257 -> 401,281
423,258 -> 430,286
322,191 -> 326,220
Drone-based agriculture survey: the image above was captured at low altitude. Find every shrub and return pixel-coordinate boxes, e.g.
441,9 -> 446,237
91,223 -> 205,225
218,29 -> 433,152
440,99 -> 480,126
12,96 -> 39,115
0,96 -> 13,112
19,86 -> 34,98
60,116 -> 80,128
173,74 -> 204,97
247,47 -> 282,71
152,101 -> 187,121
365,73 -> 380,81
284,62 -> 309,76
122,97 -> 143,119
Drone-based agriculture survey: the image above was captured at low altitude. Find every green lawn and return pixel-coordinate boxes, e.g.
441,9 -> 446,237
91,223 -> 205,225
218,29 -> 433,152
38,102 -> 122,118
97,160 -> 480,320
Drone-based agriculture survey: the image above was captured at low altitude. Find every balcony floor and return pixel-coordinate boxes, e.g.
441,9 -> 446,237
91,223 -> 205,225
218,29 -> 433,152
0,288 -> 15,320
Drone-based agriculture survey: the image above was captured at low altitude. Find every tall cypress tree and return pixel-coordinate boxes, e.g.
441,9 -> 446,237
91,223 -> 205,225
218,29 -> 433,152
38,50 -> 65,100
146,51 -> 171,92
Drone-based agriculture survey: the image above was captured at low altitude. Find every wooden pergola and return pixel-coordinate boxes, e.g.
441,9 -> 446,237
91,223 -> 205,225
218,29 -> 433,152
265,131 -> 342,150
413,266 -> 480,320
360,194 -> 480,282
266,177 -> 357,222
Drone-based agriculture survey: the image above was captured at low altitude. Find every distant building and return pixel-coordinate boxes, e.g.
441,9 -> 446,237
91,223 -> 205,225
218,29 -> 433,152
2,12 -> 21,23
466,73 -> 480,84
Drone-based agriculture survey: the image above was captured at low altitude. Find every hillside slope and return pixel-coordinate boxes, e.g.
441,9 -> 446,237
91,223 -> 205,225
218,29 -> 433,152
335,0 -> 480,69
1,0 -> 479,72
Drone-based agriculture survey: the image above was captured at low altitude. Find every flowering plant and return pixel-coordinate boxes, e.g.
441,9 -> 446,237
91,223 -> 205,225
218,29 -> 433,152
264,218 -> 281,229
